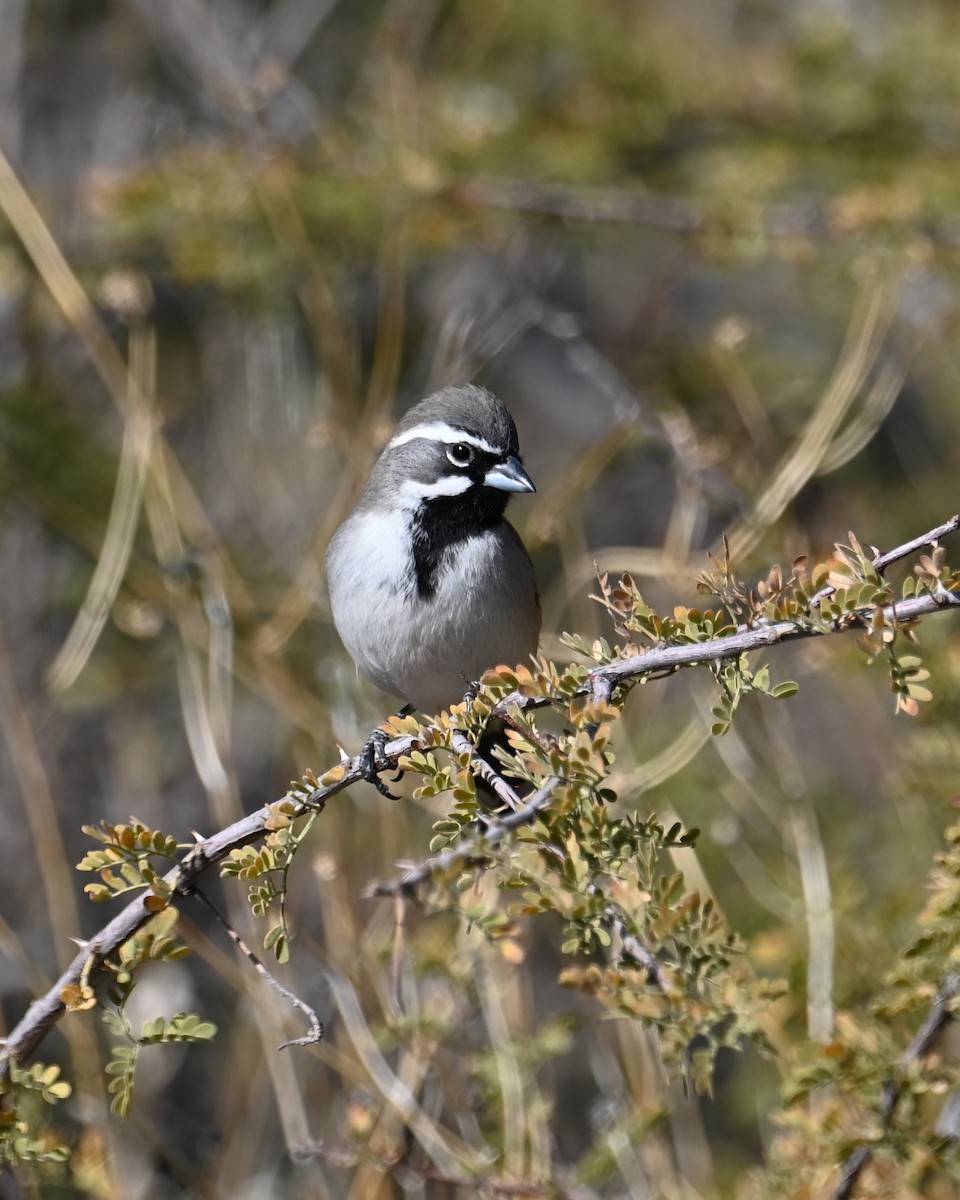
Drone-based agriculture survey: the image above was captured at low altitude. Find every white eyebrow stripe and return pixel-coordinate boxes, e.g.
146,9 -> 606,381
386,422 -> 503,455
399,475 -> 474,503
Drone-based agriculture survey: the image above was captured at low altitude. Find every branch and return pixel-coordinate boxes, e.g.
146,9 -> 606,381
367,803 -> 676,996
834,974 -> 960,1200
807,515 -> 960,609
872,516 -> 960,575
454,176 -> 960,249
2,517 -> 958,1075
187,885 -> 323,1050
365,778 -> 561,899
581,586 -> 958,702
449,729 -> 524,811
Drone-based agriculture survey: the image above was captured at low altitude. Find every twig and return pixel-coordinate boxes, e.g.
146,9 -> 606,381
874,516 -> 960,574
618,932 -> 671,991
365,778 -> 561,898
833,974 -> 960,1200
808,515 -> 960,609
186,886 -> 323,1050
589,581 -> 960,691
449,729 -> 524,811
2,519 -> 959,1074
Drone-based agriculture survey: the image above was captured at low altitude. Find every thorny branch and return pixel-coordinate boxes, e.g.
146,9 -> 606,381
2,516 -> 959,1076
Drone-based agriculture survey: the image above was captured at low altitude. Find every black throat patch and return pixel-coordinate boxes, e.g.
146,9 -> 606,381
411,486 -> 508,599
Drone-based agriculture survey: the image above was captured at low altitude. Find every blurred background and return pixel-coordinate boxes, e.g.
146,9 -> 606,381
3,0 -> 960,1196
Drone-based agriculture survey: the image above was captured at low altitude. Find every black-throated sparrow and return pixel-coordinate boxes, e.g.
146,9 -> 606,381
326,385 -> 540,792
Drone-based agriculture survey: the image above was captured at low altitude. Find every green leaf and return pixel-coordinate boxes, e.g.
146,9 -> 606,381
264,924 -> 290,964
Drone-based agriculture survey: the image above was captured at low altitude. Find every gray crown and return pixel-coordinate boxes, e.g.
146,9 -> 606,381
392,384 -> 520,456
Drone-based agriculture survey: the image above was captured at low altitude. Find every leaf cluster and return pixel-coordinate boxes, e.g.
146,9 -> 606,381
99,911 -> 217,1120
0,1060 -> 71,1173
59,906 -> 215,1119
77,818 -> 185,907
104,1011 -> 217,1120
220,796 -> 318,964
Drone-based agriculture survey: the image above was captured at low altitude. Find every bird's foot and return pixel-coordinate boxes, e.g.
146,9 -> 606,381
361,726 -> 404,800
460,679 -> 484,720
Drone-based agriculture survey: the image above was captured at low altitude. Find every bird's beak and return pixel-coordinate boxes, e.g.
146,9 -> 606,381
484,455 -> 536,494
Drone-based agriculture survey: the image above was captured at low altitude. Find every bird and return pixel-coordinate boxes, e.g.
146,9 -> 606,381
325,384 -> 541,795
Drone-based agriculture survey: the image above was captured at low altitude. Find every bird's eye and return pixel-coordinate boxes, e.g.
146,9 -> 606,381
447,442 -> 474,468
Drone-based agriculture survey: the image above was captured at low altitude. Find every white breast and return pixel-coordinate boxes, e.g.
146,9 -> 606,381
326,509 -> 539,714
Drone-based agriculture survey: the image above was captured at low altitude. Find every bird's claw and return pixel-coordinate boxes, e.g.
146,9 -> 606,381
361,727 -> 403,800
462,679 -> 482,708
